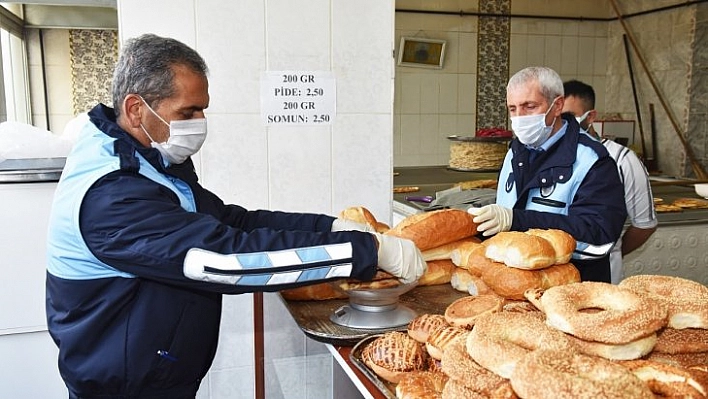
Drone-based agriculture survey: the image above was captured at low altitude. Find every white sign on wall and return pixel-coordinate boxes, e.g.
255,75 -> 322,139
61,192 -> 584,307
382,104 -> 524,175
260,71 -> 336,126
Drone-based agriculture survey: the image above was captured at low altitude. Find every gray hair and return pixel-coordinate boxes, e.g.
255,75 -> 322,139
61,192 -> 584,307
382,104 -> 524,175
507,66 -> 564,105
111,34 -> 209,118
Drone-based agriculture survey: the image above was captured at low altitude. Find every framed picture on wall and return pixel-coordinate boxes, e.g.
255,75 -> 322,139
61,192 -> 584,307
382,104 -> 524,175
397,37 -> 446,69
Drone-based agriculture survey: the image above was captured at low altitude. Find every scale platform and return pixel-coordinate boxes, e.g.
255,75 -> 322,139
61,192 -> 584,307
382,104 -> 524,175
329,281 -> 418,330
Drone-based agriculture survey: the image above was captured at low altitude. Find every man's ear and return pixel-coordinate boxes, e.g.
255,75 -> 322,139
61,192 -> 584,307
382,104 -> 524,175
586,109 -> 598,125
553,96 -> 565,117
122,94 -> 144,129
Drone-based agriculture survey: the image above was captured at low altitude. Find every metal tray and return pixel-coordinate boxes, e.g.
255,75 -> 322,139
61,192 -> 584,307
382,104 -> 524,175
280,284 -> 467,346
349,334 -> 397,399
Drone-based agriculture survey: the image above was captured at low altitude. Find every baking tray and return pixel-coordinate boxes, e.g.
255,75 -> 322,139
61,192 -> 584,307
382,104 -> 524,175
349,334 -> 397,399
280,284 -> 467,346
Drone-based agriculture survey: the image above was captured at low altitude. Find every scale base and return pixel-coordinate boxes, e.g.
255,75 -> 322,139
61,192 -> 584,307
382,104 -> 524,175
329,303 -> 417,330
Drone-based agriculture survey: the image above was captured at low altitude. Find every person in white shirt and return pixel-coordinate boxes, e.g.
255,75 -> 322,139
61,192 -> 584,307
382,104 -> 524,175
562,79 -> 658,284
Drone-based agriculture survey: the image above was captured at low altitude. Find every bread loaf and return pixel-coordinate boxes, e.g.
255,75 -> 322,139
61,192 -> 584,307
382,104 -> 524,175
362,331 -> 428,383
480,261 -> 581,300
525,228 -> 576,264
418,260 -> 456,286
338,206 -> 378,226
337,205 -> 389,232
280,282 -> 348,301
450,268 -> 492,296
484,231 -> 556,270
451,243 -> 490,276
336,270 -> 400,291
385,209 -> 479,251
444,294 -> 504,329
408,314 -> 449,343
422,237 -> 481,261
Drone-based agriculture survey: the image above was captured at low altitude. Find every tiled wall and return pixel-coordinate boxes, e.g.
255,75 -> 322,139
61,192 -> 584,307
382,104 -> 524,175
395,0 -> 609,167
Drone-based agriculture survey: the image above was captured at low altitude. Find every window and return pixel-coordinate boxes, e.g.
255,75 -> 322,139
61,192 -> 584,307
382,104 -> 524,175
0,5 -> 30,124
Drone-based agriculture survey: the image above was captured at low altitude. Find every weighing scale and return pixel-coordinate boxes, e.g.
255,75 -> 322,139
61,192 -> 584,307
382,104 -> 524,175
329,281 -> 418,329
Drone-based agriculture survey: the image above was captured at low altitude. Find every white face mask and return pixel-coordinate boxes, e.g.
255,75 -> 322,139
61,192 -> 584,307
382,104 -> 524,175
510,98 -> 558,148
139,98 -> 207,165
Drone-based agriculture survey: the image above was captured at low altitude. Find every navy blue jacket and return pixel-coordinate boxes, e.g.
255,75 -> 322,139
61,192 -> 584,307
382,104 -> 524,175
46,104 -> 379,398
499,114 -> 627,282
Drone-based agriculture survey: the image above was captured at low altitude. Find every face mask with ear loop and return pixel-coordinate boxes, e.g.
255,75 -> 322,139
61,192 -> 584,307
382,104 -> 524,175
510,97 -> 560,148
139,96 -> 208,165
575,110 -> 592,132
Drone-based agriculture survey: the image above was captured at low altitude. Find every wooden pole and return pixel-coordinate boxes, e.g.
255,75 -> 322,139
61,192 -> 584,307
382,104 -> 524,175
622,34 -> 647,158
608,0 -> 708,179
254,292 -> 265,399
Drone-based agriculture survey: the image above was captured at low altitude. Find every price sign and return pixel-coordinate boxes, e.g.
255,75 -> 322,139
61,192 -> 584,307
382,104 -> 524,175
260,71 -> 336,126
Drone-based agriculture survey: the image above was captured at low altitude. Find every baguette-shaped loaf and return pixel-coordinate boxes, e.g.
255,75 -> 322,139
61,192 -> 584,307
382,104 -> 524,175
450,242 -> 488,276
418,259 -> 456,286
484,231 -> 556,270
525,228 -> 576,264
280,282 -> 348,301
480,261 -> 580,300
422,237 -> 481,261
339,206 -> 378,226
386,209 -> 479,251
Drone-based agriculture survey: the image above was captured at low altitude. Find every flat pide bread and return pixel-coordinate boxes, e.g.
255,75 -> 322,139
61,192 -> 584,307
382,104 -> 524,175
335,270 -> 401,291
672,197 -> 708,209
655,204 -> 683,213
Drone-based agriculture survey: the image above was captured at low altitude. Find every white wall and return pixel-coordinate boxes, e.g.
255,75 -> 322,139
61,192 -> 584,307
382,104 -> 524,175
117,1 -> 394,398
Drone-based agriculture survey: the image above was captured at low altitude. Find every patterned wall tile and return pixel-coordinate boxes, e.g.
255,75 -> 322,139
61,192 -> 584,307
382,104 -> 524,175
70,30 -> 118,114
476,0 -> 511,130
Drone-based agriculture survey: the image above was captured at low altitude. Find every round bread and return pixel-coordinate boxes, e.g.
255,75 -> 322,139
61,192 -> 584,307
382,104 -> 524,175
645,350 -> 708,369
483,231 -> 556,270
441,378 -> 488,399
466,312 -> 575,379
440,336 -> 514,398
501,300 -> 541,314
407,314 -> 448,343
524,228 -> 575,264
418,260 -> 455,287
444,294 -> 503,329
541,281 -> 668,344
522,287 -> 545,311
654,327 -> 708,354
619,359 -> 707,398
510,349 -> 653,399
450,268 -> 492,296
395,371 -> 447,399
280,282 -> 348,301
568,332 -> 657,360
426,326 -> 468,361
361,331 -> 427,384
619,275 -> 708,329
479,259 -> 580,300
386,209 -> 479,251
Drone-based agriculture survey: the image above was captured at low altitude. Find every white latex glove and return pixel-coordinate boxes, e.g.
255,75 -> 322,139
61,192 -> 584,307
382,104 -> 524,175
373,233 -> 427,284
331,218 -> 376,233
468,204 -> 513,237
